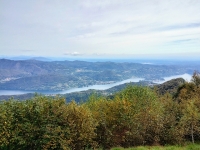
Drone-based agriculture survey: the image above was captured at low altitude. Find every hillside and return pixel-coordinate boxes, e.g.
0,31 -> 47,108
0,59 -> 198,91
154,78 -> 186,95
0,79 -> 184,102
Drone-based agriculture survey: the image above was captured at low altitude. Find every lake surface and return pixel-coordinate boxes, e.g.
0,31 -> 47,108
0,73 -> 192,96
0,77 -> 144,96
59,77 -> 144,94
0,90 -> 32,96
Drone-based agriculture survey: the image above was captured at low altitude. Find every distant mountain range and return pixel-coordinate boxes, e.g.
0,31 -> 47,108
0,59 -> 199,92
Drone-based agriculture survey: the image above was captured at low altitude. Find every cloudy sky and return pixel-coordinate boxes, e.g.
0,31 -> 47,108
0,0 -> 200,59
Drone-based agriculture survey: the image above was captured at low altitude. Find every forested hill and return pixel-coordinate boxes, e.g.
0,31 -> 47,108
0,59 -> 199,91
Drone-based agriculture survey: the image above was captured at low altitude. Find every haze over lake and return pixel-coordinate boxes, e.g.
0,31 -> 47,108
0,73 -> 192,96
0,77 -> 143,96
154,73 -> 192,84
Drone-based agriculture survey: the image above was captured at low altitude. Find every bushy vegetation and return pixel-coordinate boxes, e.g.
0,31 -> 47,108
0,97 -> 97,150
0,72 -> 200,149
111,143 -> 200,150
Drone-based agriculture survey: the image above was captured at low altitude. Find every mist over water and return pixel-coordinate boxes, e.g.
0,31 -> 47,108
153,73 -> 192,84
0,77 -> 144,96
59,77 -> 144,94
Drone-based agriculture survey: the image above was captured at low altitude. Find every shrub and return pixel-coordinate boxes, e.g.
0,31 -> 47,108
0,96 -> 97,150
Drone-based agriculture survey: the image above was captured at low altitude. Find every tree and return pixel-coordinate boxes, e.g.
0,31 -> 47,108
174,71 -> 200,102
0,96 -> 97,150
86,86 -> 164,148
180,99 -> 200,144
159,94 -> 184,144
191,71 -> 200,87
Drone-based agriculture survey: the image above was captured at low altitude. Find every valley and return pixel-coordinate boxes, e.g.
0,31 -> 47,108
0,59 -> 198,92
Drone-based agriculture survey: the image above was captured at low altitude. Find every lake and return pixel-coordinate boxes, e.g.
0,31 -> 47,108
0,77 -> 144,96
0,73 -> 192,96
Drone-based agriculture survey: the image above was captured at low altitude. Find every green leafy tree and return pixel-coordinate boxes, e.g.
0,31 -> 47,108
118,86 -> 164,146
180,99 -> 200,144
191,71 -> 200,87
159,94 -> 184,144
0,96 -> 97,150
86,86 -> 164,148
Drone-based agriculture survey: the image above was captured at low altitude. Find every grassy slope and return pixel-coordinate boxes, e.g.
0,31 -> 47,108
111,144 -> 200,150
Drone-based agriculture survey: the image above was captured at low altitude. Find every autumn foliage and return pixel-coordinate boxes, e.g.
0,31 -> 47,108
0,72 -> 200,149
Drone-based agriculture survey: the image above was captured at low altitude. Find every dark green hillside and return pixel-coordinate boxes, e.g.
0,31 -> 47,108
155,78 -> 185,95
64,81 -> 153,102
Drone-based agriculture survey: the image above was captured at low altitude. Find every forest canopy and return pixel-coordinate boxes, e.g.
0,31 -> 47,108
0,72 -> 200,149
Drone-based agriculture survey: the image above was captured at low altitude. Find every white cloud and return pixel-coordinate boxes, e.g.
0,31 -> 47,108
64,51 -> 83,56
0,0 -> 200,58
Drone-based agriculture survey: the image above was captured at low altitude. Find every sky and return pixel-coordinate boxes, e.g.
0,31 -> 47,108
0,0 -> 200,59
